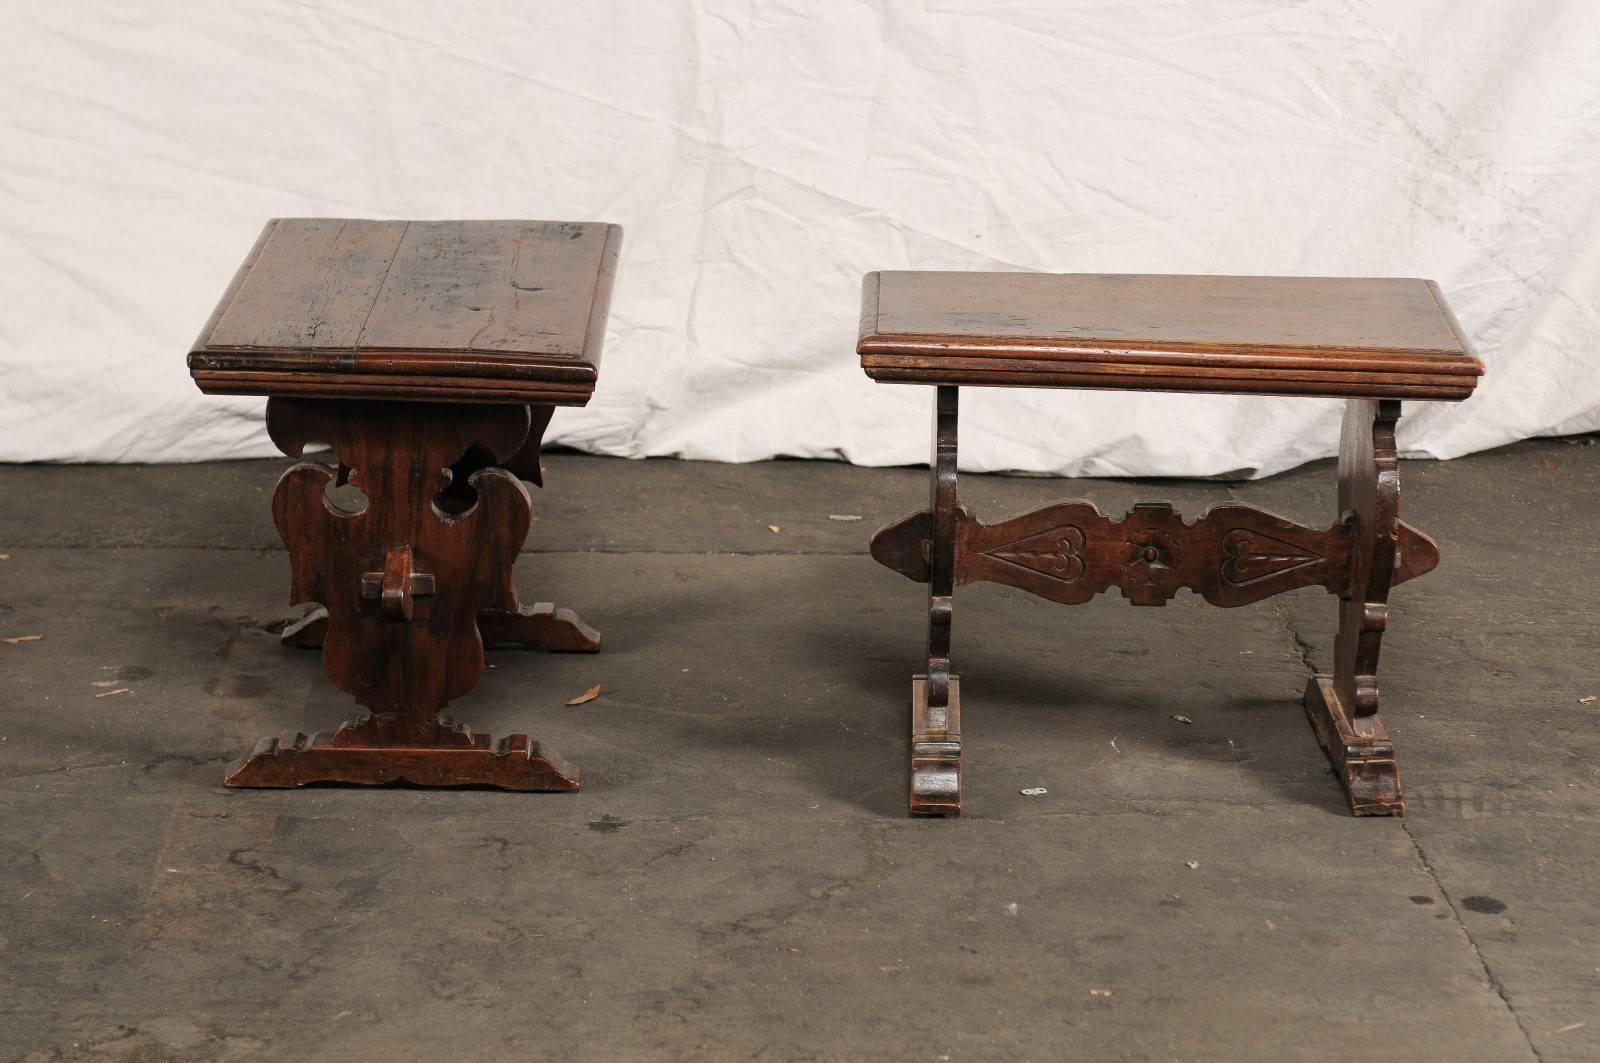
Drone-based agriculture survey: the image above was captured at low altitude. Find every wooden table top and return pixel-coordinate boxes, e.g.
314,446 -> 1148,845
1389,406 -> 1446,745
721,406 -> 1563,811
858,272 -> 1482,400
190,219 -> 622,405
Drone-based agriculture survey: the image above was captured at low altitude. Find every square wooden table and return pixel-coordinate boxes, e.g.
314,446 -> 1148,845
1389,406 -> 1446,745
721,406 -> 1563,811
190,218 -> 621,790
859,272 -> 1482,816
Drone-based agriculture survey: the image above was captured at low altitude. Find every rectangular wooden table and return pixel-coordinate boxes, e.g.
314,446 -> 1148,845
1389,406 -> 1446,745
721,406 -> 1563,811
190,218 -> 621,790
859,271 -> 1482,816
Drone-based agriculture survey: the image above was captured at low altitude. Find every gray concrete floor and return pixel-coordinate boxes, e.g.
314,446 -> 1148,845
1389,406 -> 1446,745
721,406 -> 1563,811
1,436 -> 1597,1062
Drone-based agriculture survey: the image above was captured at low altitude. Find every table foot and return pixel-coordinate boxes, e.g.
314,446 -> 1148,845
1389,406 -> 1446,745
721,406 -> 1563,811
279,606 -> 329,648
224,712 -> 580,791
1303,676 -> 1403,816
910,675 -> 962,816
479,603 -> 601,652
280,602 -> 601,653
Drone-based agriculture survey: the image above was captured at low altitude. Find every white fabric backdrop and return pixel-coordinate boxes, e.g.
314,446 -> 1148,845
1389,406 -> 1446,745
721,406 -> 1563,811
3,1 -> 1598,475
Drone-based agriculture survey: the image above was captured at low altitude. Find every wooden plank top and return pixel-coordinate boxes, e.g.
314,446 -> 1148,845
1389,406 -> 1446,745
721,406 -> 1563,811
190,219 -> 623,405
858,272 -> 1482,400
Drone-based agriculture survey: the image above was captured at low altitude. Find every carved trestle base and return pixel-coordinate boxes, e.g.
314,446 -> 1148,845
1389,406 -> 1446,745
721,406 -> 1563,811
874,388 -> 1431,816
224,713 -> 580,790
1302,676 -> 1402,815
229,397 -> 597,792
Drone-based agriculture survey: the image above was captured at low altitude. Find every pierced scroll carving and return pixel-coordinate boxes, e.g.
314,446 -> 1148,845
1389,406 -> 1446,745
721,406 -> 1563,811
227,398 -> 594,791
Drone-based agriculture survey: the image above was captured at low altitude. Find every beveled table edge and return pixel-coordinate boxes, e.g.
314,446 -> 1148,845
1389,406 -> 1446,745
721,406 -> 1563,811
187,218 -> 622,407
855,270 -> 1483,402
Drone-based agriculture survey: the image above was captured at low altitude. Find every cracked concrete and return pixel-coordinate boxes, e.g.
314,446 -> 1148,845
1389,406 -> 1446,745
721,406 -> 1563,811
2,437 -> 1598,1061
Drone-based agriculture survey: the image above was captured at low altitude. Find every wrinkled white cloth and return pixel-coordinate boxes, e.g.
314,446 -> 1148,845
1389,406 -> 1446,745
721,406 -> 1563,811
2,1 -> 1597,475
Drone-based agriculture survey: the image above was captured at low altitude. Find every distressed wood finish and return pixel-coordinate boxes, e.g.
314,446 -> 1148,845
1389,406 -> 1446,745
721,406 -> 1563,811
190,219 -> 622,405
860,271 -> 1481,816
191,218 -> 621,790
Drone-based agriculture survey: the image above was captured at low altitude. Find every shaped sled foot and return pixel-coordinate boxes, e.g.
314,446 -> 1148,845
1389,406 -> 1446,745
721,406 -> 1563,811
1303,676 -> 1403,816
910,675 -> 962,817
224,713 -> 580,791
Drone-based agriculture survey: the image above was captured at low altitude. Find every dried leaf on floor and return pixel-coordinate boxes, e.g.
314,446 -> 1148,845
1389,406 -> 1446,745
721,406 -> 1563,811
0,553 -> 10,560
566,683 -> 603,706
768,525 -> 781,533
1580,696 -> 1597,705
1185,860 -> 1201,870
1171,714 -> 1193,724
95,688 -> 131,699
1,634 -> 42,645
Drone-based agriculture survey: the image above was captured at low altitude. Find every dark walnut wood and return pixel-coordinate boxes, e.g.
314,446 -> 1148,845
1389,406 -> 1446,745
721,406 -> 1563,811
1302,398 -> 1408,813
859,272 -> 1481,399
231,715 -> 579,791
224,398 -> 598,789
273,404 -> 600,656
873,499 -> 1439,608
912,386 -> 961,815
190,218 -> 620,790
189,219 -> 622,405
860,272 -> 1482,817
911,675 -> 961,816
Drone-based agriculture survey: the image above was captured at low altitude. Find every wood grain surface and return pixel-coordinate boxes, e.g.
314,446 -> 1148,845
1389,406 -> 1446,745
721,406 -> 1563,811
190,218 -> 622,405
859,271 -> 1482,399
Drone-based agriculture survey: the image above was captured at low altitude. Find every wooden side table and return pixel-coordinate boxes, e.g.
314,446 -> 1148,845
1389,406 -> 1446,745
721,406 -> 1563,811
190,218 -> 621,790
858,272 -> 1483,817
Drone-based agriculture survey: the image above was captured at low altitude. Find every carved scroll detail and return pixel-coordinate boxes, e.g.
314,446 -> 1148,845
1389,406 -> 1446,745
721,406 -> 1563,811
268,399 -> 533,713
1221,529 -> 1324,585
984,525 -> 1086,582
870,498 -> 1440,609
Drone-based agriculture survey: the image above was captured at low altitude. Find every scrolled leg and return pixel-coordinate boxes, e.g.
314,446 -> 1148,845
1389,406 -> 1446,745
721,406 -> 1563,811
1303,398 -> 1405,815
911,386 -> 963,816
